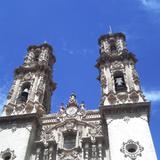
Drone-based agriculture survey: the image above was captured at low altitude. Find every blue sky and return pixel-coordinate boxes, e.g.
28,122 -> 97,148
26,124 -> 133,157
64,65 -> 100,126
0,0 -> 159,158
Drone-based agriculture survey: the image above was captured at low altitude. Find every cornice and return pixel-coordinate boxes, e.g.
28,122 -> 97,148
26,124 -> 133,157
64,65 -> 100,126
96,51 -> 137,68
100,102 -> 150,121
14,63 -> 52,75
0,113 -> 40,124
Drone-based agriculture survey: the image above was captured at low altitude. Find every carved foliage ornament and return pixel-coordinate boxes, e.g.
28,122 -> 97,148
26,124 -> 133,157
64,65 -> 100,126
110,61 -> 124,70
40,126 -> 55,146
58,149 -> 81,160
89,121 -> 103,143
120,139 -> 144,160
0,148 -> 16,160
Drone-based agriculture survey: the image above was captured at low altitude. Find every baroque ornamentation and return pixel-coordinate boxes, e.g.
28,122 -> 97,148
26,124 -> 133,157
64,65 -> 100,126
0,148 -> 16,160
58,148 -> 82,160
107,91 -> 117,104
89,121 -> 103,143
117,92 -> 128,103
123,116 -> 130,123
100,69 -> 107,88
132,68 -> 139,85
40,126 -> 55,146
129,91 -> 139,102
110,61 -> 124,70
120,139 -> 144,160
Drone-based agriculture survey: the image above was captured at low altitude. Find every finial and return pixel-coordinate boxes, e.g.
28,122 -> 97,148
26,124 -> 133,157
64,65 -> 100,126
109,25 -> 113,35
44,41 -> 47,44
68,92 -> 77,107
80,101 -> 85,110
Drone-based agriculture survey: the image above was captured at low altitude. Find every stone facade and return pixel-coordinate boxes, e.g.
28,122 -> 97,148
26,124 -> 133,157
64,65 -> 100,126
0,32 -> 157,160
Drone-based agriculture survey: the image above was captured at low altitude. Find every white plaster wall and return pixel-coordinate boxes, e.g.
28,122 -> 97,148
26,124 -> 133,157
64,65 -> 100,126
106,114 -> 157,160
0,123 -> 33,160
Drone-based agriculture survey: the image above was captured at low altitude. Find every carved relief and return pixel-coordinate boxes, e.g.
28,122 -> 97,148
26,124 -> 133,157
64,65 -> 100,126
120,139 -> 144,160
24,49 -> 35,65
89,121 -> 103,143
39,47 -> 49,64
117,92 -> 128,103
100,69 -> 107,88
107,91 -> 117,104
123,116 -> 130,123
132,68 -> 140,85
58,149 -> 82,160
40,126 -> 55,146
0,148 -> 16,160
116,39 -> 125,52
100,41 -> 110,54
110,61 -> 124,70
7,81 -> 16,100
129,91 -> 139,102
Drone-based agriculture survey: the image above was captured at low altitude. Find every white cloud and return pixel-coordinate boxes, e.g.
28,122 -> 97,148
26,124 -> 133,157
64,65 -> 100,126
138,0 -> 160,10
144,90 -> 160,102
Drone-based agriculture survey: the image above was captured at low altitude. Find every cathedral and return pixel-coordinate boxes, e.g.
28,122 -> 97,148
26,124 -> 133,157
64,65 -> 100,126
0,32 -> 157,160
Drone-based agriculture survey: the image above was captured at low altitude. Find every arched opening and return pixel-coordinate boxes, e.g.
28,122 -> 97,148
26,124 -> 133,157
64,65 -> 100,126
114,71 -> 127,92
34,53 -> 39,62
110,40 -> 117,52
17,82 -> 30,103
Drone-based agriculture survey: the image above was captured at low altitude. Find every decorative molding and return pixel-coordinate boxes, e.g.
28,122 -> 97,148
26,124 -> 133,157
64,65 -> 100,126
120,139 -> 144,160
0,148 -> 16,160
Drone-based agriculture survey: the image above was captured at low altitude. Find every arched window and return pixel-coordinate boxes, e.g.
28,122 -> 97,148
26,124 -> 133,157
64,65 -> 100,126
17,82 -> 30,103
63,132 -> 76,149
34,53 -> 39,62
110,44 -> 117,52
110,40 -> 117,52
114,71 -> 127,92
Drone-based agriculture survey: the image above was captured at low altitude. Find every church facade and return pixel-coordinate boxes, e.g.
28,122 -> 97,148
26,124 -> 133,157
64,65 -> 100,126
0,32 -> 157,160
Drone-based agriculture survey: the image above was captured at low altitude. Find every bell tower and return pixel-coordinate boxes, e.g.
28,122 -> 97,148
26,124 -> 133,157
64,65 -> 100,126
97,32 -> 157,160
2,43 -> 56,116
0,43 -> 56,160
96,32 -> 145,105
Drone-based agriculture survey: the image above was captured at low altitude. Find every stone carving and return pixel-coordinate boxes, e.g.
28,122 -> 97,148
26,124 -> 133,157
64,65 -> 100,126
7,81 -> 16,100
23,72 -> 32,81
58,149 -> 82,160
5,104 -> 15,116
132,69 -> 139,85
40,126 -> 55,146
107,91 -> 117,104
57,93 -> 86,122
116,39 -> 125,52
120,139 -> 144,160
117,92 -> 128,103
89,121 -> 103,143
39,47 -> 49,64
24,49 -> 35,65
11,123 -> 17,132
129,91 -> 139,102
68,92 -> 77,106
100,69 -> 107,88
123,116 -> 130,123
111,61 -> 124,70
100,41 -> 110,54
0,148 -> 16,160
